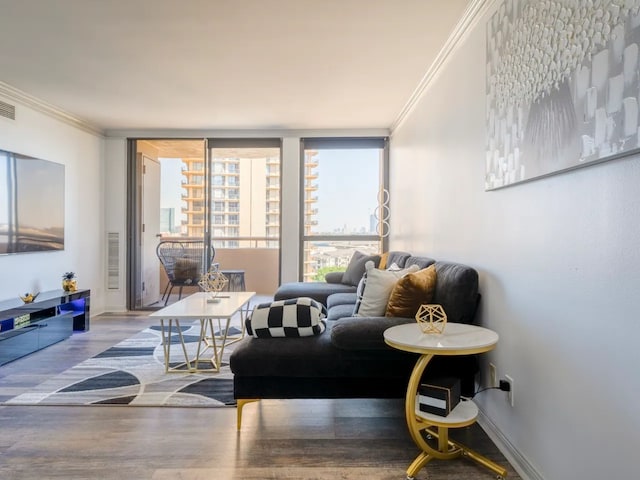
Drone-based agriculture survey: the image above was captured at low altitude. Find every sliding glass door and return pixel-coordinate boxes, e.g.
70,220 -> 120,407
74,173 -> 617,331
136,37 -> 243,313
300,137 -> 389,281
207,139 -> 282,295
128,138 -> 281,309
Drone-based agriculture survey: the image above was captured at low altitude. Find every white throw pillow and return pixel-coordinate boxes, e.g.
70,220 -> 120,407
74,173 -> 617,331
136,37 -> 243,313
355,262 -> 419,317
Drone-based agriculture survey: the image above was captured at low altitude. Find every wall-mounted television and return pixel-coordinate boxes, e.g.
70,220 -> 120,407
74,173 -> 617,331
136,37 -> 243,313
0,149 -> 65,254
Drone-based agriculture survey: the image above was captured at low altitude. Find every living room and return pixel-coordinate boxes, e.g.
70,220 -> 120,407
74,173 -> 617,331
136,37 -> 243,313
1,1 -> 639,480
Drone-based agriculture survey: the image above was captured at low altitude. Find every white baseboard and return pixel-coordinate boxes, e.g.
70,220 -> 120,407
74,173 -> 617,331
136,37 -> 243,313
477,409 -> 544,480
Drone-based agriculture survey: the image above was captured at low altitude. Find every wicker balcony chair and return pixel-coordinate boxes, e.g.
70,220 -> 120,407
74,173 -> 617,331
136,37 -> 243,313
156,239 -> 215,305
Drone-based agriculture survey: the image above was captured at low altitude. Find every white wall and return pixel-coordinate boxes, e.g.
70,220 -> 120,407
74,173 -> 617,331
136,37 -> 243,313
389,6 -> 640,480
103,137 -> 127,311
0,95 -> 105,313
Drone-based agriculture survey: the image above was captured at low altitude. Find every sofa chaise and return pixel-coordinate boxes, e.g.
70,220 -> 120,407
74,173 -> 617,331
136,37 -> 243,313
229,251 -> 481,428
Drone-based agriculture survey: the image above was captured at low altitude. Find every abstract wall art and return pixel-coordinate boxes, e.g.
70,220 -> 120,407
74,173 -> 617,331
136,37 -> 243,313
485,0 -> 640,190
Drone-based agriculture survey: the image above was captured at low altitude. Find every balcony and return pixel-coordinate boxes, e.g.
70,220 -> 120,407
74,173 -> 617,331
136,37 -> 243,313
156,236 -> 281,302
305,158 -> 319,168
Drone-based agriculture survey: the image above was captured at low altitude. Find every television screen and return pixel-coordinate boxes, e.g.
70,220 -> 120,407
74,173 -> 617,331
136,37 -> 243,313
0,149 -> 65,254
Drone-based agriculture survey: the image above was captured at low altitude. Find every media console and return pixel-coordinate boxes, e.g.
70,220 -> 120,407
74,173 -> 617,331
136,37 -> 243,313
0,289 -> 90,366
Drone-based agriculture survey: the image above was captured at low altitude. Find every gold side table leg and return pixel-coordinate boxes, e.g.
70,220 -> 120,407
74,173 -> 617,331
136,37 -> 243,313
406,452 -> 433,479
404,354 -> 507,478
451,438 -> 509,478
406,354 -> 458,459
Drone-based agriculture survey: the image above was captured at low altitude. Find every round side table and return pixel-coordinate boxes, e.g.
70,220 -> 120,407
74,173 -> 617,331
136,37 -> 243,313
384,322 -> 507,479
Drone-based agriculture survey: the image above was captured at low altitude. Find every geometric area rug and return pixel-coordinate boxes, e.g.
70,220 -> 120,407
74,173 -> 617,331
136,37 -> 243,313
3,322 -> 239,407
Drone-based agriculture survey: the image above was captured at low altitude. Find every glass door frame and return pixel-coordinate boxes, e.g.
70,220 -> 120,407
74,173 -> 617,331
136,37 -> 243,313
126,138 -> 209,311
206,138 -> 283,290
126,137 -> 283,310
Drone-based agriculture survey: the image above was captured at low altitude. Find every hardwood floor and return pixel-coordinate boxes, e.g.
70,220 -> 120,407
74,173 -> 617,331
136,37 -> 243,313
0,313 -> 521,480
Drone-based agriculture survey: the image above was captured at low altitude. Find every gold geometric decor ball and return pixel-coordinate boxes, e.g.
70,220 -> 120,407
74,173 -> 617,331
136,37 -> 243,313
198,269 -> 229,303
415,304 -> 447,334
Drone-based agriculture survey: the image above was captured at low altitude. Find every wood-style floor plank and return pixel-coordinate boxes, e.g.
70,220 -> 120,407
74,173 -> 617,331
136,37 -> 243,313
0,313 -> 520,480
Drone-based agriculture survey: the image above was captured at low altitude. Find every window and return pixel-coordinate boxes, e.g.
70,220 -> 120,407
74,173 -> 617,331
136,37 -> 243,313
300,137 -> 388,281
212,175 -> 225,186
228,189 -> 239,200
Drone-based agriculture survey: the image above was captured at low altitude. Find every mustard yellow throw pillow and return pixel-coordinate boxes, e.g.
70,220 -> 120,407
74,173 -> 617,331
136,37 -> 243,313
385,264 -> 437,318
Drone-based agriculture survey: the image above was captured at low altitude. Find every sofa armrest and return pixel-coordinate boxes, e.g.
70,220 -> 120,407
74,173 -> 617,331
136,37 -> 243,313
324,271 -> 345,284
330,316 -> 414,351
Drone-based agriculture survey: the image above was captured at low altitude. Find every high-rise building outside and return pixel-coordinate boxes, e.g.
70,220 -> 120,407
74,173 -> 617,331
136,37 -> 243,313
160,207 -> 176,234
179,149 -> 316,255
303,150 -> 319,280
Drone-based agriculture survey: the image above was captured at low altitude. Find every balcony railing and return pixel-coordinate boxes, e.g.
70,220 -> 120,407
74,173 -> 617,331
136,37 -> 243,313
156,235 -> 280,297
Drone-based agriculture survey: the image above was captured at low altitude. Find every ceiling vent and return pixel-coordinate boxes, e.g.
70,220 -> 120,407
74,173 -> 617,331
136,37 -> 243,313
0,100 -> 15,120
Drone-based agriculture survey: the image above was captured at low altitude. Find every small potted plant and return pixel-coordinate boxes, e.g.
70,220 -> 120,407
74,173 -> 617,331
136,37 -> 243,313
62,272 -> 77,292
19,292 -> 39,303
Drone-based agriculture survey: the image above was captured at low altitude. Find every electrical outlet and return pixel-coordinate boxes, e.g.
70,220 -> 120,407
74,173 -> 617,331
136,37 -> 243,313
505,374 -> 514,407
489,363 -> 497,388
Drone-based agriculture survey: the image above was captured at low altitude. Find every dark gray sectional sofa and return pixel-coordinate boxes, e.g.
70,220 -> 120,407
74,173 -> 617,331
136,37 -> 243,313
229,251 -> 481,428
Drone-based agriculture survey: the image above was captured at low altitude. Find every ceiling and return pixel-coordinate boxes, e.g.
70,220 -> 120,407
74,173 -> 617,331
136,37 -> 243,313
0,0 -> 472,133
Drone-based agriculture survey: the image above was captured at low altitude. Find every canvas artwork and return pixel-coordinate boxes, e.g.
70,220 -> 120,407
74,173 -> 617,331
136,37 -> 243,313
485,0 -> 640,190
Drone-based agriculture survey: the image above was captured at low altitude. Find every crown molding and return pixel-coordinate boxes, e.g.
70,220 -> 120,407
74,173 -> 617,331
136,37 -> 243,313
0,81 -> 104,137
104,128 -> 390,139
389,0 -> 497,134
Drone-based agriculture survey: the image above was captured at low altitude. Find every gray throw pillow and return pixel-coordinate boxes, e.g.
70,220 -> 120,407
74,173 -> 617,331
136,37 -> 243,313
341,251 -> 381,286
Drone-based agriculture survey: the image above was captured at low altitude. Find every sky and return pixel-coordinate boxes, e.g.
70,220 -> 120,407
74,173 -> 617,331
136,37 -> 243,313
313,148 -> 379,233
160,158 -> 184,225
